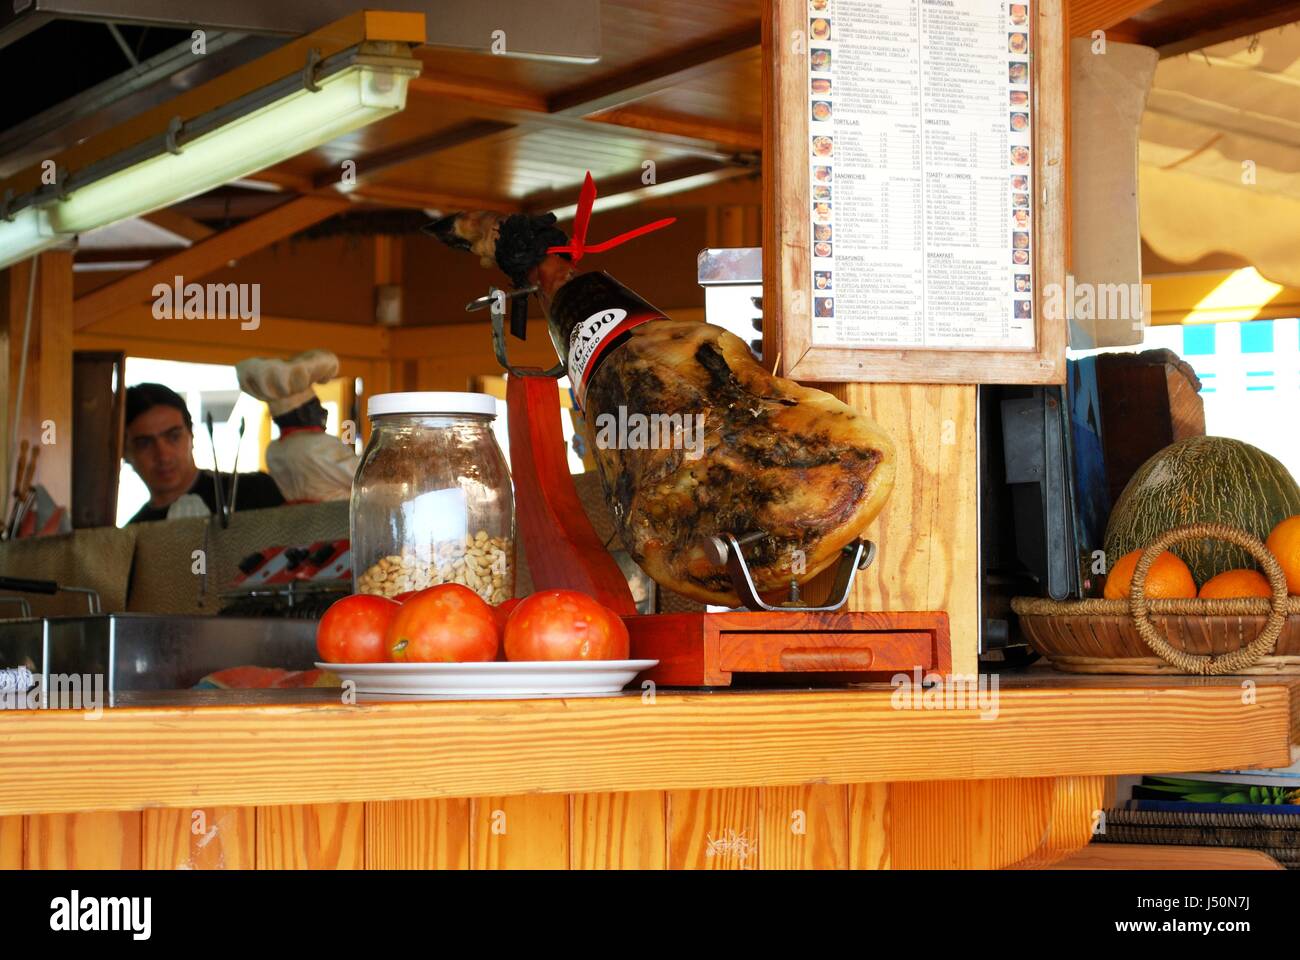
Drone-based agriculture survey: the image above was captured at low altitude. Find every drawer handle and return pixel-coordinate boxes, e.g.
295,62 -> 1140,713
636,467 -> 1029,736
778,647 -> 874,671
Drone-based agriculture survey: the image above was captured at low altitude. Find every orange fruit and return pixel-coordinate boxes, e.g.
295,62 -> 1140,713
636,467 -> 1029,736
1198,569 -> 1272,599
1265,516 -> 1300,595
1103,548 -> 1197,600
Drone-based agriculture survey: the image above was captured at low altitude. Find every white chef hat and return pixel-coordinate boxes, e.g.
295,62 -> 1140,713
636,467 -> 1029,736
236,350 -> 339,416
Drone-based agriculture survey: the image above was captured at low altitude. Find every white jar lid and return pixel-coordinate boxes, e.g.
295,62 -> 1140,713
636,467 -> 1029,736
367,391 -> 498,418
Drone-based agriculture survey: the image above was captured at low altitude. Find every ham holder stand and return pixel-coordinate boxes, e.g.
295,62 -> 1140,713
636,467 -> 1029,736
470,285 -> 951,687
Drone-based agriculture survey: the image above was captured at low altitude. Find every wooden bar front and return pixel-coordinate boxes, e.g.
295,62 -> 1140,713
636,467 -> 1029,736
1,677 -> 1295,869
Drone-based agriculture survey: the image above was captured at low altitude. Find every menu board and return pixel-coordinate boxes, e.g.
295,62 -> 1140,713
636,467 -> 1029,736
806,0 -> 1035,351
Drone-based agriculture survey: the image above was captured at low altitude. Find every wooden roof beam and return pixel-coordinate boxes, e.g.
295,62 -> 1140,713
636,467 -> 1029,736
1146,1 -> 1300,57
405,71 -> 758,157
73,194 -> 347,331
546,23 -> 761,116
312,120 -> 516,192
1068,0 -> 1166,35
584,107 -> 762,152
140,210 -> 215,244
523,157 -> 758,217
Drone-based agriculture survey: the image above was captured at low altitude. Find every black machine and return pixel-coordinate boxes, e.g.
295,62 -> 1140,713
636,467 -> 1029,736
979,365 -> 1107,663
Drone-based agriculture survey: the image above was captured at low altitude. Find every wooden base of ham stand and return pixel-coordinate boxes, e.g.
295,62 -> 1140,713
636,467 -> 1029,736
506,369 -> 951,688
627,610 -> 950,687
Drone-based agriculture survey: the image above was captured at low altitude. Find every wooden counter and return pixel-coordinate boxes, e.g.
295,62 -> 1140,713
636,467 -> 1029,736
1,675 -> 1295,869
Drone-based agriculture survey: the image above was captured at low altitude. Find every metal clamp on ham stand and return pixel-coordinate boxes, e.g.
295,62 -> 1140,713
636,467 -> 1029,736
702,532 -> 878,613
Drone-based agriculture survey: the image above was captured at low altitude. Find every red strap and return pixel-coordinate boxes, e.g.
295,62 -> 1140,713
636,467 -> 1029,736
278,425 -> 326,437
546,171 -> 676,264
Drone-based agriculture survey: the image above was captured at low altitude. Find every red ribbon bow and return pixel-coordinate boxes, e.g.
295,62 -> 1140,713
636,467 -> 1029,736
546,171 -> 676,264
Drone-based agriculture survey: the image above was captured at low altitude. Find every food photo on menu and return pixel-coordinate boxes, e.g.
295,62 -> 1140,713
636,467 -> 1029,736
1010,89 -> 1028,106
815,271 -> 833,290
814,165 -> 832,183
811,47 -> 831,71
1013,249 -> 1029,265
1013,210 -> 1029,229
1013,231 -> 1030,250
812,135 -> 833,157
815,297 -> 835,318
810,18 -> 831,40
813,185 -> 831,201
812,77 -> 832,95
1010,112 -> 1028,131
814,223 -> 833,241
1009,32 -> 1027,53
812,100 -> 833,121
1011,2 -> 1027,24
810,0 -> 828,9
1015,274 -> 1031,293
1009,61 -> 1027,84
1012,192 -> 1029,208
1011,145 -> 1030,166
814,241 -> 832,257
814,202 -> 832,221
1015,300 -> 1033,319
1011,174 -> 1028,190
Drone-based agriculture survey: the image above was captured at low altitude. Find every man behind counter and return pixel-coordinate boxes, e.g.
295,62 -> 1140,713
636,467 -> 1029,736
124,383 -> 285,524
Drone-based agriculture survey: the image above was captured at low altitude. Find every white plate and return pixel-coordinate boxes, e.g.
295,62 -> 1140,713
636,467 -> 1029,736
315,659 -> 659,699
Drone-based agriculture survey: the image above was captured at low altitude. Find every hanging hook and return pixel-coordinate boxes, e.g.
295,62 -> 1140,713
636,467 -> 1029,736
465,285 -> 563,378
303,48 -> 323,92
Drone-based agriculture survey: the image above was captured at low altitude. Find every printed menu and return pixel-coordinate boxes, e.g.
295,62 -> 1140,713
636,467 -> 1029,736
807,0 -> 1035,350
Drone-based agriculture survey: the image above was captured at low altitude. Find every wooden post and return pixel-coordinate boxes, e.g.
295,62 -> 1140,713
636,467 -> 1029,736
2,250 -> 73,514
36,250 -> 73,510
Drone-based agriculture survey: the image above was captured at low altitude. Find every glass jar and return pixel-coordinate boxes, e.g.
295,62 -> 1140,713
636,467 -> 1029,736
351,392 -> 514,604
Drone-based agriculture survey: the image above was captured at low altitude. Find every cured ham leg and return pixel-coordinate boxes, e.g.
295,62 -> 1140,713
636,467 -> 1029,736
432,211 -> 896,606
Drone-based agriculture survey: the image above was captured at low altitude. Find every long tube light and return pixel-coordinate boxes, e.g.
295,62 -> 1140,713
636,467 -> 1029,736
46,53 -> 418,235
0,206 -> 62,271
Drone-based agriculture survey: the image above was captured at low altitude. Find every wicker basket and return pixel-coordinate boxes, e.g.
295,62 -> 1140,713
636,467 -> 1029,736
1012,523 -> 1300,675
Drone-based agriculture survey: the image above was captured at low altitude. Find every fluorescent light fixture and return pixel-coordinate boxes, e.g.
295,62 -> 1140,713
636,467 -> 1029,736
0,206 -> 61,270
47,57 -> 417,235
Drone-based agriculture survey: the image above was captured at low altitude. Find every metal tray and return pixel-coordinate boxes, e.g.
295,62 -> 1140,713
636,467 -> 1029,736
0,614 -> 318,696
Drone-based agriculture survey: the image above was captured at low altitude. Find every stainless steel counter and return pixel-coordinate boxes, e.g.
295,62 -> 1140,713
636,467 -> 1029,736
0,614 -> 318,696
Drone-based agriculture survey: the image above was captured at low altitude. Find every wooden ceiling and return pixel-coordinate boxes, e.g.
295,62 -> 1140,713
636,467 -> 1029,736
253,0 -> 764,219
51,0 -> 1300,282
244,0 -> 1300,221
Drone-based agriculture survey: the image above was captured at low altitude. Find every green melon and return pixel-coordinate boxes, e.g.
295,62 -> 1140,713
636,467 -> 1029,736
1104,436 -> 1300,585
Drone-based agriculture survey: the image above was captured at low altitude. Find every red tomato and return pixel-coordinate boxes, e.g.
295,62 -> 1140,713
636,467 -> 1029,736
387,583 -> 499,662
316,594 -> 400,663
503,590 -> 629,661
493,597 -> 522,634
493,598 -> 522,660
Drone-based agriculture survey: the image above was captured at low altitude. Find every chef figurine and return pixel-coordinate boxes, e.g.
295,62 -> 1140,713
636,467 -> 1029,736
236,350 -> 359,503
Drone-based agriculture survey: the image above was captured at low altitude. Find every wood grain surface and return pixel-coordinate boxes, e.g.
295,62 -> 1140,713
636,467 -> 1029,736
471,795 -> 569,869
25,812 -> 142,869
365,799 -> 470,869
256,803 -> 365,870
0,682 -> 1293,817
570,791 -> 667,869
841,383 -> 980,675
3,775 -> 1126,870
142,807 -> 256,870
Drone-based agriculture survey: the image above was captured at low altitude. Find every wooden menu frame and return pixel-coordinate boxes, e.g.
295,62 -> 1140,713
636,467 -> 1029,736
763,0 -> 1066,384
